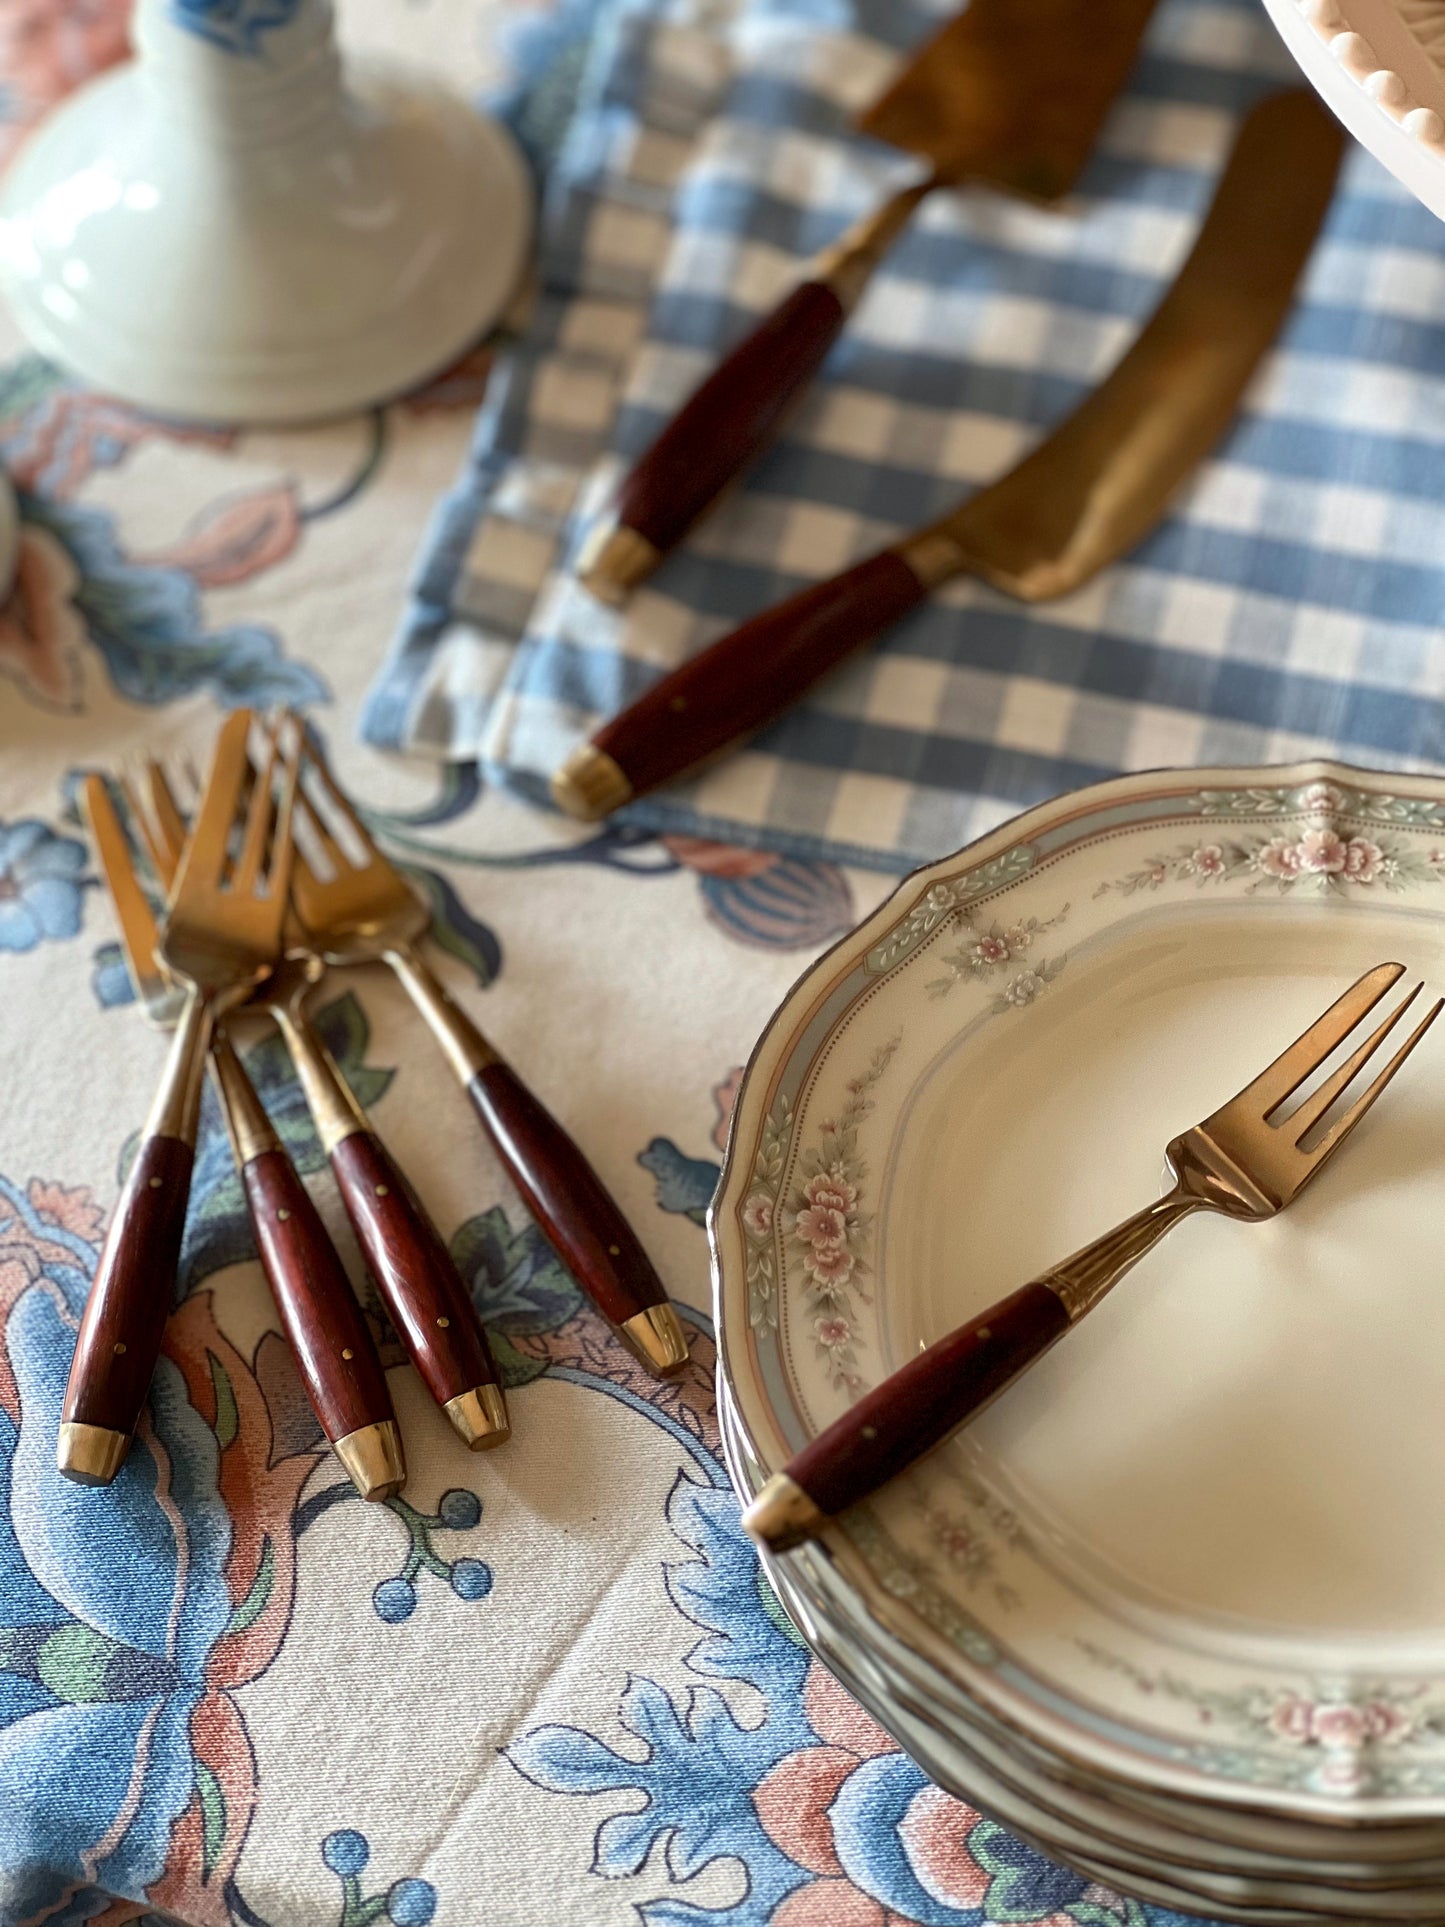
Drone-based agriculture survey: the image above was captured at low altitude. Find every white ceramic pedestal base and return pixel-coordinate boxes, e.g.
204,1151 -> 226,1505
0,60 -> 532,424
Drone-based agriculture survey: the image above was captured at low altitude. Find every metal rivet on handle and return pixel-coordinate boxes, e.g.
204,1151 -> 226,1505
113,1342 -> 127,1355
436,1316 -> 450,1329
375,1185 -> 389,1197
341,1348 -> 354,1361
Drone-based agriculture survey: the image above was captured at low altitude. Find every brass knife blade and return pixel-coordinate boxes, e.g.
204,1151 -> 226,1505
858,0 -> 1162,203
903,91 -> 1343,602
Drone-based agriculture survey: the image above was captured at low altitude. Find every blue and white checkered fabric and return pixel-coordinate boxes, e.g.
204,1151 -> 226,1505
361,0 -> 1445,873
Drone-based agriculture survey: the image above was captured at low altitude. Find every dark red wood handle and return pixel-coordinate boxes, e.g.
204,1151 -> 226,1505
241,1147 -> 395,1447
614,280 -> 846,557
468,1059 -> 668,1330
329,1130 -> 499,1407
592,548 -> 927,800
786,1282 -> 1070,1519
63,1133 -> 195,1436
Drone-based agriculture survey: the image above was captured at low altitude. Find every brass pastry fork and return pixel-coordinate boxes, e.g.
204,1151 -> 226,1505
745,961 -> 1441,1553
59,711 -> 302,1486
288,727 -> 691,1379
84,769 -> 406,1502
137,755 -> 509,1455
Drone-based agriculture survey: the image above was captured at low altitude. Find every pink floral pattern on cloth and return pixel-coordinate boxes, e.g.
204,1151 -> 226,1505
0,0 -> 132,164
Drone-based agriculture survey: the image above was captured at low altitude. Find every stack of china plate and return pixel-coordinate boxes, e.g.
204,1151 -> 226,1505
713,760 -> 1445,1923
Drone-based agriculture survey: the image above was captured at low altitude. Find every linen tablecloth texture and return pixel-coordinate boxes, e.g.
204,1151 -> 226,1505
0,5 -> 1428,1927
362,0 -> 1445,871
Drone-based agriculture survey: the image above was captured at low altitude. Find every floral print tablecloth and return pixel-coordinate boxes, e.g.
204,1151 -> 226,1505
0,5 -> 1211,1924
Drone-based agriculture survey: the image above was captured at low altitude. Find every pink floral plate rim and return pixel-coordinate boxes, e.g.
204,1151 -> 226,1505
712,757 -> 1445,1825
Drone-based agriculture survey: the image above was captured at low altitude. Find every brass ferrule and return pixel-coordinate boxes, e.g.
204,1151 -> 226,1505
620,1302 -> 691,1379
812,174 -> 937,311
272,1007 -> 369,1157
892,526 -> 968,593
56,1421 -> 130,1486
143,986 -> 211,1143
333,1419 -> 406,1501
577,523 -> 661,606
444,1383 -> 511,1451
385,944 -> 499,1086
741,1472 -> 827,1553
210,1030 -> 282,1167
551,745 -> 633,823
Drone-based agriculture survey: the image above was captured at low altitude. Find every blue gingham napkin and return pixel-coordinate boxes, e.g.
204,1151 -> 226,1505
361,0 -> 1445,873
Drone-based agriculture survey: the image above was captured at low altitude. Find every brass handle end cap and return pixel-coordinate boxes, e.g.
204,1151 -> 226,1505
577,523 -> 660,605
620,1302 -> 690,1378
741,1471 -> 826,1553
334,1419 -> 407,1501
57,1421 -> 130,1486
444,1383 -> 511,1451
551,745 -> 633,822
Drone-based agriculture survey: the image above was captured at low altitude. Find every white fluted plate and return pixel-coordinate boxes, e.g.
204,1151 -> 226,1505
1262,0 -> 1445,218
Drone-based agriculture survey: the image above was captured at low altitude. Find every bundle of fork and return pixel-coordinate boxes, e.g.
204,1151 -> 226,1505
66,709 -> 690,1500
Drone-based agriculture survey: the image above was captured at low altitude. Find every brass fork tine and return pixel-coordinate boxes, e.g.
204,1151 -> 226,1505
1286,981 -> 1421,1144
1307,993 -> 1443,1160
169,707 -> 255,902
1229,960 -> 1405,1118
233,715 -> 281,898
297,714 -> 375,854
144,763 -> 188,879
83,775 -> 167,1005
117,770 -> 169,882
266,714 -> 305,905
295,778 -> 352,881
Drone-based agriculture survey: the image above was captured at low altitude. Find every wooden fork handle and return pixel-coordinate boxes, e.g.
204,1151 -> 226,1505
468,1059 -> 678,1342
60,1132 -> 195,1466
241,1147 -> 396,1448
747,1193 -> 1203,1550
381,945 -> 687,1376
329,1130 -> 502,1410
751,1283 -> 1070,1545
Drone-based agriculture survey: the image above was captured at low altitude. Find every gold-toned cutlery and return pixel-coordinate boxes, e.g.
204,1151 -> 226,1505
287,727 -> 692,1379
137,756 -> 510,1454
60,710 -> 304,1485
84,767 -> 406,1501
744,961 -> 1441,1553
579,0 -> 1163,602
553,91 -> 1344,821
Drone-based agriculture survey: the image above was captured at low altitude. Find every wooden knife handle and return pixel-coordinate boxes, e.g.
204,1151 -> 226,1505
242,1147 -> 396,1447
783,1282 -> 1069,1519
61,1133 -> 195,1441
329,1130 -> 501,1408
591,548 -> 927,800
606,281 -> 846,562
468,1058 -> 669,1331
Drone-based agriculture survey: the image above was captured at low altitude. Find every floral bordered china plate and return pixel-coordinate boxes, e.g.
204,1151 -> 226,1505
714,761 -> 1445,1828
722,1387 -> 1358,1927
720,1374 -> 1445,1920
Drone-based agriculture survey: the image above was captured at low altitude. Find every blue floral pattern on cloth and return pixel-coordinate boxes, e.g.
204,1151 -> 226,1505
320,1829 -> 437,1927
0,364 -> 328,716
0,818 -> 89,952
